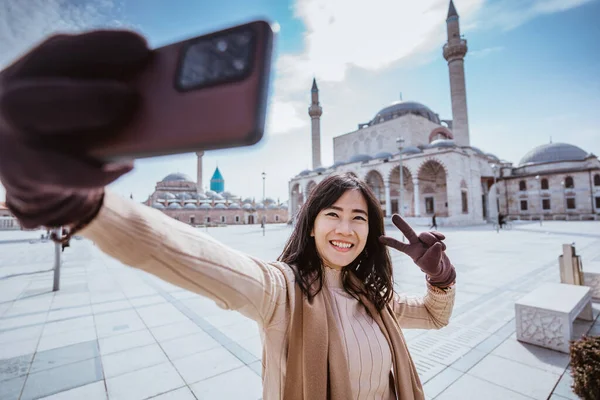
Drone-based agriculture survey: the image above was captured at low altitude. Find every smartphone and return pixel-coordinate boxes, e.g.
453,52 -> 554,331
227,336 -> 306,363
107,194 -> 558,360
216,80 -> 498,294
88,19 -> 274,161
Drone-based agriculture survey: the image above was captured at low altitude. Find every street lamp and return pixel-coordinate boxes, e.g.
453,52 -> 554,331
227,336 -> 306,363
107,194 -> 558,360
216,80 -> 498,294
396,137 -> 405,217
535,175 -> 543,226
262,172 -> 266,236
491,164 -> 499,232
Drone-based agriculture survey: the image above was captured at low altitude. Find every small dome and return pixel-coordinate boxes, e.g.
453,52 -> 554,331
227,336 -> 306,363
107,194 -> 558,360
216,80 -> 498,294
298,169 -> 311,176
205,190 -> 217,198
428,139 -> 456,149
313,167 -> 326,173
348,154 -> 372,163
371,101 -> 440,125
214,203 -> 227,209
184,204 -> 197,209
256,203 -> 266,210
176,192 -> 192,200
470,146 -> 485,155
228,203 -> 241,209
264,197 -> 275,205
279,204 -> 288,210
221,191 -> 234,199
242,198 -> 253,204
486,153 -> 500,161
199,203 -> 212,209
156,192 -> 176,200
152,202 -> 165,209
168,203 -> 182,209
162,173 -> 193,182
400,146 -> 423,155
242,203 -> 253,210
330,161 -> 346,169
267,204 -> 279,210
519,143 -> 588,166
374,152 -> 393,159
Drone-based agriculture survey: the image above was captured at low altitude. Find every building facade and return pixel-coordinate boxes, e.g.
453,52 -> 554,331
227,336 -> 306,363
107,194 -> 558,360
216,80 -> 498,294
288,1 -> 599,226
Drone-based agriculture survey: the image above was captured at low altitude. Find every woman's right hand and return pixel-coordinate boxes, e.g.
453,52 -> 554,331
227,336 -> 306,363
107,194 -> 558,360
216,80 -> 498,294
0,30 -> 151,229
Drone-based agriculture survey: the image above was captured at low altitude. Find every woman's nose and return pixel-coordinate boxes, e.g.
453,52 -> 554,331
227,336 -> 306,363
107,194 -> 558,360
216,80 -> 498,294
335,220 -> 353,235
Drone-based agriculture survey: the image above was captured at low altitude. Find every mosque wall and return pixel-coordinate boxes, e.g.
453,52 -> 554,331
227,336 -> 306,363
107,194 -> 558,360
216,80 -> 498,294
498,170 -> 599,219
333,115 -> 441,163
159,208 -> 288,225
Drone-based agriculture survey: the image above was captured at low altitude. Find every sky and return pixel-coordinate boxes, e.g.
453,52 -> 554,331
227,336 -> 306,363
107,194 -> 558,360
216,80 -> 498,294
0,0 -> 599,203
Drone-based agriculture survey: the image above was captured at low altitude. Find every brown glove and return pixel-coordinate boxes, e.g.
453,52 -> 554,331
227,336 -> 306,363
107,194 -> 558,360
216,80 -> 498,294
0,30 -> 151,230
379,214 -> 456,288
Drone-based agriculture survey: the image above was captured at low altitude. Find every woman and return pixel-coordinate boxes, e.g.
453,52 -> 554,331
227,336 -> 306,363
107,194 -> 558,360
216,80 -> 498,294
0,31 -> 456,399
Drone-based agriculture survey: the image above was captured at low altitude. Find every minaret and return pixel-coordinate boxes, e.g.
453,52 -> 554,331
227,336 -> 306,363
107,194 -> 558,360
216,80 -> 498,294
308,78 -> 322,169
196,151 -> 204,192
443,0 -> 470,147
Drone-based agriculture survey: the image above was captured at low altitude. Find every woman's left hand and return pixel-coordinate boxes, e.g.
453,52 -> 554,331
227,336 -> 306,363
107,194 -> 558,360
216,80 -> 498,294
379,214 -> 456,288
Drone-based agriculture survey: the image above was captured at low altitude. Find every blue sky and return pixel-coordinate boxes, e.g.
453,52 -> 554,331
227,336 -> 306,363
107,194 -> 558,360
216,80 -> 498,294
0,0 -> 599,203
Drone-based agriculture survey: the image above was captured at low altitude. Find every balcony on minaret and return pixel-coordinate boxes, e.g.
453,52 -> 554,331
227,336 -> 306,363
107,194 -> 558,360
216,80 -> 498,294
443,39 -> 468,62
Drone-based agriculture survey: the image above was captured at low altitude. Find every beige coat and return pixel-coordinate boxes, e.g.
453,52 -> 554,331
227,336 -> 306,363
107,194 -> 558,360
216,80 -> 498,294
81,191 -> 456,399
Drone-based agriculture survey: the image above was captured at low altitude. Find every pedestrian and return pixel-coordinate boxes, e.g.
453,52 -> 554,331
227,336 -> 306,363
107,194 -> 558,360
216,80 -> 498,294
498,213 -> 505,229
0,30 -> 457,400
430,213 -> 438,230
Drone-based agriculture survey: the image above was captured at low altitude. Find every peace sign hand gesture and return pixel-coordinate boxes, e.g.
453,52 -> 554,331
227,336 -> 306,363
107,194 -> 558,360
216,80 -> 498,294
379,214 -> 456,288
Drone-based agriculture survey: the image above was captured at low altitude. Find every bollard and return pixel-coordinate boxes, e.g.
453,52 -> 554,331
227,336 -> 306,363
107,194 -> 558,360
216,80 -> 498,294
52,227 -> 61,291
559,243 -> 583,285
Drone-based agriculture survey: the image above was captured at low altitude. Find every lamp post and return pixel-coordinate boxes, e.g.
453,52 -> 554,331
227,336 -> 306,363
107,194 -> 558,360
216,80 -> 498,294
396,137 -> 405,217
491,164 -> 499,232
536,175 -> 543,226
262,172 -> 266,236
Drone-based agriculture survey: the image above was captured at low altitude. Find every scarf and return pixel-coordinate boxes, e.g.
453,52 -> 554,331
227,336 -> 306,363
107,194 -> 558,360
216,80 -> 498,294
283,272 -> 425,400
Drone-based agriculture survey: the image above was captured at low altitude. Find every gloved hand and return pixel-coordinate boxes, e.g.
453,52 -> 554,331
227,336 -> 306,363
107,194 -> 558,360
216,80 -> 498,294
0,30 -> 151,230
379,214 -> 456,288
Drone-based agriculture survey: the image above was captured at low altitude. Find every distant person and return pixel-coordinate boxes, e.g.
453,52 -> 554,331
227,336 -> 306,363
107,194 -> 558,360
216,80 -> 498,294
498,213 -> 505,229
0,31 -> 457,400
430,213 -> 438,230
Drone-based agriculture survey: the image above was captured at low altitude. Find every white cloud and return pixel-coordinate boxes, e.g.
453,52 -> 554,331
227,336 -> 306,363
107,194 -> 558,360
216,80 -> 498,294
469,46 -> 504,58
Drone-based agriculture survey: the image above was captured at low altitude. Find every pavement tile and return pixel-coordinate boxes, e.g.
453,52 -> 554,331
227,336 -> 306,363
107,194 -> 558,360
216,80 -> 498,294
160,331 -> 221,360
491,337 -> 570,375
0,375 -> 27,400
551,371 -> 579,400
150,386 -> 197,400
101,342 -> 169,378
449,348 -> 487,373
423,367 -> 463,399
91,300 -> 131,314
189,365 -> 263,400
20,357 -> 104,400
435,373 -> 532,400
38,380 -> 107,400
37,326 -> 97,352
106,361 -> 185,400
135,303 -> 190,328
150,320 -> 204,342
43,316 -> 95,336
469,354 -> 561,400
0,352 -> 34,382
0,325 -> 43,345
129,294 -> 168,307
173,347 -> 244,384
474,334 -> 505,353
0,313 -> 47,330
98,329 -> 156,355
235,334 -> 263,358
30,340 -> 100,374
94,309 -> 146,338
0,338 -> 38,360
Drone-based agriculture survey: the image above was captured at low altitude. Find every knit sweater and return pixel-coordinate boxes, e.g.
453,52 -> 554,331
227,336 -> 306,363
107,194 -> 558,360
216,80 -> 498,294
81,191 -> 456,400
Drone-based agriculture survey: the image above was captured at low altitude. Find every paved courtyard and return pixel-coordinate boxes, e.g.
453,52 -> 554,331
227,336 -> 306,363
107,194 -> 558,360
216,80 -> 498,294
1,220 -> 599,400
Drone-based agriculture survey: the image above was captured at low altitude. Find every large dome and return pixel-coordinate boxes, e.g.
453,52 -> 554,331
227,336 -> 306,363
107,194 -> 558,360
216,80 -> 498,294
519,143 -> 588,166
161,173 -> 194,182
371,101 -> 440,125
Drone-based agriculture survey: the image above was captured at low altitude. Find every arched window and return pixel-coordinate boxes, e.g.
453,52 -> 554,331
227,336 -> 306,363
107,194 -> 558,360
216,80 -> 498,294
519,180 -> 526,191
565,176 -> 574,189
541,178 -> 549,190
594,174 -> 600,186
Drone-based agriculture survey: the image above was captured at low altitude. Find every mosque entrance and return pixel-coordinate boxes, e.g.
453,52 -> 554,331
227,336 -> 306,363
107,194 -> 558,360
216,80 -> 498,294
248,215 -> 255,224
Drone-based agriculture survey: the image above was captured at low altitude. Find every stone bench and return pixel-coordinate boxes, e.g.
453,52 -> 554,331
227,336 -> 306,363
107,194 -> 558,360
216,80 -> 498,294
583,262 -> 600,300
515,283 -> 593,353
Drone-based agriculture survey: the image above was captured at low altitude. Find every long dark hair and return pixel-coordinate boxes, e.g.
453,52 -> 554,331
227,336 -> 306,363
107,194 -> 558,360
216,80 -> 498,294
279,172 -> 393,311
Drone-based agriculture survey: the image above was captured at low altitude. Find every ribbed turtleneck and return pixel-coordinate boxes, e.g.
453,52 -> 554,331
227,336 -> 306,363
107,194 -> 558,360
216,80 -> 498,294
323,266 -> 395,400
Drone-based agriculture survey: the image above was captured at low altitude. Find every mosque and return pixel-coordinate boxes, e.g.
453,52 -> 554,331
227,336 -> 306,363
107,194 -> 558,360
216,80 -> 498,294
144,151 -> 289,226
288,0 -> 600,225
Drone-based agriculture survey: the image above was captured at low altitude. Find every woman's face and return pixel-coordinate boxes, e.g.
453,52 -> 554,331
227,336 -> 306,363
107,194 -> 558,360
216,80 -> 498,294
311,189 -> 369,270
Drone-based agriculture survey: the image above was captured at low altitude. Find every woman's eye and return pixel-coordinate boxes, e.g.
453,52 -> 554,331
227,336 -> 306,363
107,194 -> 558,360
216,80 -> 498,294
354,216 -> 367,221
325,212 -> 338,217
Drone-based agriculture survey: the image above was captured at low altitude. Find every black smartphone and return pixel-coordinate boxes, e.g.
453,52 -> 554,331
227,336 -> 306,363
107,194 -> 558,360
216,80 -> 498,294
88,19 -> 274,161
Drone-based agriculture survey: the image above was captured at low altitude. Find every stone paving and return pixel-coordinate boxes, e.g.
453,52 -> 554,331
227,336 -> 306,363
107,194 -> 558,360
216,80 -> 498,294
0,220 -> 599,400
